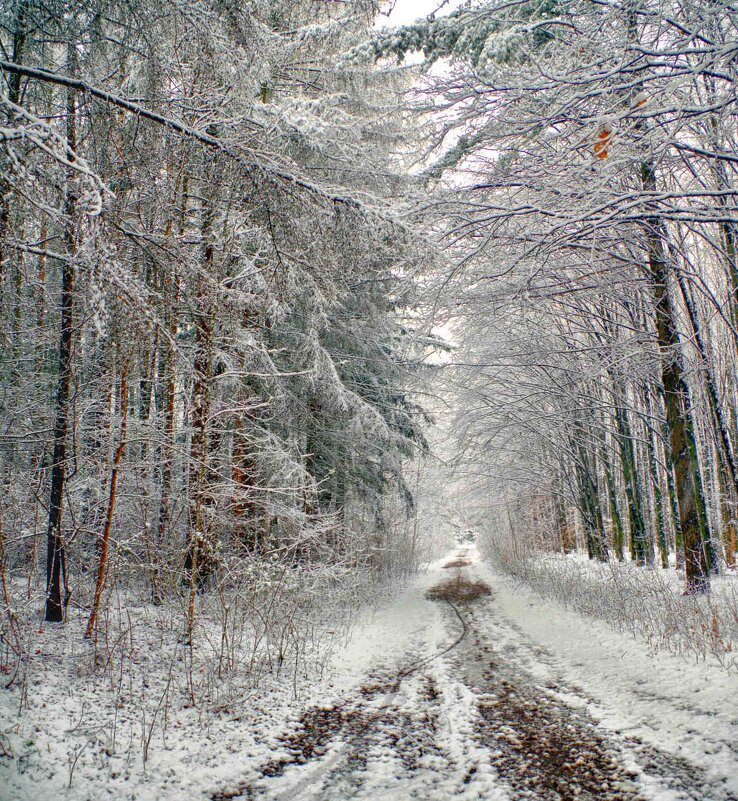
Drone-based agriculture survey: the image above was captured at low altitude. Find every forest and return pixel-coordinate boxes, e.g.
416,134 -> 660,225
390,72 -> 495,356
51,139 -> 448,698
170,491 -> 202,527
1,1 -> 738,800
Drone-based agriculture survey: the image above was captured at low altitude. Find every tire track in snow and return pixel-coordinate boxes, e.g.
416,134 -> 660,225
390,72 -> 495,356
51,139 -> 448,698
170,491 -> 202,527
211,599 -> 469,801
213,555 -> 732,801
457,590 -> 732,801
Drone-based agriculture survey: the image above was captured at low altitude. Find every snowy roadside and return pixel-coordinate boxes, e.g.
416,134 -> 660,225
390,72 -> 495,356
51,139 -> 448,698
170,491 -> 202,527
468,551 -> 738,800
5,548 -> 738,801
210,546 -> 738,801
211,550 -> 514,801
0,564 -> 445,801
487,547 -> 738,673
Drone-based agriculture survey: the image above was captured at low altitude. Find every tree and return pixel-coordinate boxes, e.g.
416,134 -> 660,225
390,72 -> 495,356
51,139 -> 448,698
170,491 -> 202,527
0,0 -> 429,643
368,0 -> 738,590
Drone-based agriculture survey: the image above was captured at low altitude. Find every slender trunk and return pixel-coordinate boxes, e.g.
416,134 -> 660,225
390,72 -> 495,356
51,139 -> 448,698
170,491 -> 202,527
85,361 -> 129,640
232,423 -> 259,552
643,386 -> 668,568
575,433 -> 607,561
662,413 -> 684,568
153,345 -> 174,604
0,1 -> 27,306
184,310 -> 214,592
154,166 -> 186,603
724,508 -> 737,567
674,268 -> 732,572
600,431 -> 625,560
675,265 -> 738,492
45,54 -> 77,622
559,499 -> 575,553
713,447 -> 735,568
613,393 -> 649,564
0,507 -> 22,677
36,215 -> 47,369
304,395 -> 318,518
184,171 -> 217,623
706,100 -> 738,347
12,246 -> 25,358
140,326 -> 158,424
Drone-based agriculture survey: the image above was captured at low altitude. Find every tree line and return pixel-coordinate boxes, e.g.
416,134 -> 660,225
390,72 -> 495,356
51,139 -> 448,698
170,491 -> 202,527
368,0 -> 738,592
0,0 -> 430,650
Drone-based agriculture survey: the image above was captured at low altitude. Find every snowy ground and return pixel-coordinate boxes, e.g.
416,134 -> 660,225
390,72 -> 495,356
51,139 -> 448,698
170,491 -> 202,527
2,548 -> 737,801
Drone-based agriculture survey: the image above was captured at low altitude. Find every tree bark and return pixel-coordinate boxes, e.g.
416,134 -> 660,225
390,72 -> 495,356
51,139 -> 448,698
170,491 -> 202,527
184,171 -> 217,643
613,392 -> 649,564
641,161 -> 711,592
153,165 -> 187,603
0,2 -> 27,299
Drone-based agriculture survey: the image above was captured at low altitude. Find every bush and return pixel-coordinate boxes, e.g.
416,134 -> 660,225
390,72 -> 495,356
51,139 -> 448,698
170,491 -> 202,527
484,529 -> 738,672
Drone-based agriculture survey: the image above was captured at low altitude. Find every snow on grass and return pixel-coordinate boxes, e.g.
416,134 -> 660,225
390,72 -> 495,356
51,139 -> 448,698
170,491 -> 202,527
1,602 -> 306,801
9,545 -> 736,800
0,563 -> 422,801
486,538 -> 738,673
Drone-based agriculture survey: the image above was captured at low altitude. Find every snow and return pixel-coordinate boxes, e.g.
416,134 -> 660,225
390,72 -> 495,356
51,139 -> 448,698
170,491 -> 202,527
328,557 -> 446,692
2,548 -> 737,800
376,0 -> 469,29
483,561 -> 738,800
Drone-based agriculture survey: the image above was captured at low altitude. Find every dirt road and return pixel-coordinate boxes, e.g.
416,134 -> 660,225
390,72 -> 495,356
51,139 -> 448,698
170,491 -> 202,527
212,553 -> 738,801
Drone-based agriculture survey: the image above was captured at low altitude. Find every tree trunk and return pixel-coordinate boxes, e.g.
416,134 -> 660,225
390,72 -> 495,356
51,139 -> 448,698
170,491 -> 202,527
232,422 -> 260,552
45,52 -> 77,622
641,161 -> 711,592
674,264 -> 738,493
574,433 -> 607,562
0,0 -> 27,304
613,392 -> 649,564
184,172 -> 217,643
643,386 -> 669,568
600,429 -> 624,561
153,342 -> 175,604
85,360 -> 129,640
154,165 -> 187,603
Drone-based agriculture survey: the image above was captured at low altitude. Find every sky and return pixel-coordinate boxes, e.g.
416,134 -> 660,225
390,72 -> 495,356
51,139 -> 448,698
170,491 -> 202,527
375,0 -> 468,28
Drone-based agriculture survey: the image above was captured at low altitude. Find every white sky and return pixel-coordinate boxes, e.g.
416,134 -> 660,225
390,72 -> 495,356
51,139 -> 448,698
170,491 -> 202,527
375,0 -> 468,29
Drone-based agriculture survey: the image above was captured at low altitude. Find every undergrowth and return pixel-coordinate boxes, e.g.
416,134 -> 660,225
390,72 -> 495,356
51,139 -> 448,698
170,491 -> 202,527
485,532 -> 738,673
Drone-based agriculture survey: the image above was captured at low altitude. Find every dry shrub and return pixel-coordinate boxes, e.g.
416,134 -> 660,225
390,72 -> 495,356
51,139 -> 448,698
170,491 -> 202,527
443,558 -> 472,569
485,530 -> 738,672
427,576 -> 492,603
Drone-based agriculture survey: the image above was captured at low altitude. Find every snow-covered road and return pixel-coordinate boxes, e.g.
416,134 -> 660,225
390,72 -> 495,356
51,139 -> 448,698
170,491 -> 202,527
213,548 -> 738,801
4,548 -> 737,801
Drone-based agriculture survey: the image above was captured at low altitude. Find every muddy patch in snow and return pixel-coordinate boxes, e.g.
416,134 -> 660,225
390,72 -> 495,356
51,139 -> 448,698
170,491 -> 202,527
426,575 -> 492,603
212,667 -> 448,800
474,671 -> 644,800
455,598 -> 726,801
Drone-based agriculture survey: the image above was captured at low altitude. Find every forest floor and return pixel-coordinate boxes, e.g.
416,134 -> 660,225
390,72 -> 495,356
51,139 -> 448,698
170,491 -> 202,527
2,548 -> 738,801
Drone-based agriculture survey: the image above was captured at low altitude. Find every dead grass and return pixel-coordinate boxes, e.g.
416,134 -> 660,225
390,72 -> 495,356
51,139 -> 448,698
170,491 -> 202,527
442,558 -> 472,569
426,576 -> 492,604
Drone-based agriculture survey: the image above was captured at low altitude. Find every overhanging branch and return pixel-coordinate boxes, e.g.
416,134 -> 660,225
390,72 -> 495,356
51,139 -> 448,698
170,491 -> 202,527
0,60 -> 360,209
